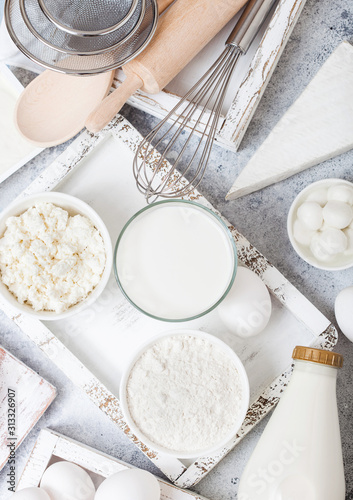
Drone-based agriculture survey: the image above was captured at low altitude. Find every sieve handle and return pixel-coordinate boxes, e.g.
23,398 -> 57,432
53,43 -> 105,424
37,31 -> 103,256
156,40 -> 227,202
226,0 -> 277,53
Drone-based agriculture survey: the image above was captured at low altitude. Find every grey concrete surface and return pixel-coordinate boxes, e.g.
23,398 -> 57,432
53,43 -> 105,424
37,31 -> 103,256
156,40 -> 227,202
0,0 -> 353,498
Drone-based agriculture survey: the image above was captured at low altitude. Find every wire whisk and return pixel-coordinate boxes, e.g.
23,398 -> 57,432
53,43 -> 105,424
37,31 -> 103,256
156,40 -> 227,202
133,0 -> 276,202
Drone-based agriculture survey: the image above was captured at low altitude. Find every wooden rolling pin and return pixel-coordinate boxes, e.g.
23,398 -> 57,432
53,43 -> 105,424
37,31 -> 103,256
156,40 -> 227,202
85,0 -> 248,133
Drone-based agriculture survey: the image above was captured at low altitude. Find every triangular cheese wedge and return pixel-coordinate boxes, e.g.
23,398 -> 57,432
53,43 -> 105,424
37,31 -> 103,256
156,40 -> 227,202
226,41 -> 353,200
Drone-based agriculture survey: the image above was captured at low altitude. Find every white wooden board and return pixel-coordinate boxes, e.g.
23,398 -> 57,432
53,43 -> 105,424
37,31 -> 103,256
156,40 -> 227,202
0,116 -> 337,488
0,346 -> 56,471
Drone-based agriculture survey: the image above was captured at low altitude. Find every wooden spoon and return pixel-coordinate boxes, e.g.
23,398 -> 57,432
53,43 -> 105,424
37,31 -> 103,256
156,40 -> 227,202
15,70 -> 114,148
15,0 -> 175,148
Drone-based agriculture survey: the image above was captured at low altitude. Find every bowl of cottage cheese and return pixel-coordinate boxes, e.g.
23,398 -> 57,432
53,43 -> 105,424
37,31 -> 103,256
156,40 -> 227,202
120,330 -> 250,458
0,192 -> 112,319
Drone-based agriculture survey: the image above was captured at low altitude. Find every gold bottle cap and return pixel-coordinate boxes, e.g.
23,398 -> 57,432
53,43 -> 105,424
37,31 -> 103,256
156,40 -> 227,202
292,346 -> 343,368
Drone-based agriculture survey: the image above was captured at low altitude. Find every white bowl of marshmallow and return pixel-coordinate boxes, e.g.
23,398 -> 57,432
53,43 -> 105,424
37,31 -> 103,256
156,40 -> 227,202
287,178 -> 353,270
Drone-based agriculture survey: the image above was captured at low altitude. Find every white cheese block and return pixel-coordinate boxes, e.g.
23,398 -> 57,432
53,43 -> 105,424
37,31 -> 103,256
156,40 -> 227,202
226,41 -> 353,200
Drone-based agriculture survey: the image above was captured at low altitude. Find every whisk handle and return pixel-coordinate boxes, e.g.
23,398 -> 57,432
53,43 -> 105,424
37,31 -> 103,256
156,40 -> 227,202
226,0 -> 277,53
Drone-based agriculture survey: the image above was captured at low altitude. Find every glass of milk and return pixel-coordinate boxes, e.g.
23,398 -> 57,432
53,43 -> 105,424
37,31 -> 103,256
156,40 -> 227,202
114,200 -> 237,321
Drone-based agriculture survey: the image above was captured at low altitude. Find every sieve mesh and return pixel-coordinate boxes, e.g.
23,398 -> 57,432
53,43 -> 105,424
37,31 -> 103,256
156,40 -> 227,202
20,0 -> 146,54
5,0 -> 158,74
37,0 -> 139,36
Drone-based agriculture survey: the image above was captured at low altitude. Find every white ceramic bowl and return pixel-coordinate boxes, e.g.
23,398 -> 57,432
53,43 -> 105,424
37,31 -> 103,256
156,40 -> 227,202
0,192 -> 113,319
287,178 -> 353,271
120,329 -> 250,459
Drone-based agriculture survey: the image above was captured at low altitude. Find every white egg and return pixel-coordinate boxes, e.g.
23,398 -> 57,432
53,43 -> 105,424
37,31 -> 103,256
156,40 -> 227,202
335,287 -> 353,342
327,184 -> 353,205
95,469 -> 160,500
217,266 -> 272,338
306,188 -> 328,206
297,202 -> 323,230
11,487 -> 51,500
344,228 -> 353,255
322,201 -> 353,229
40,461 -> 95,500
293,219 -> 315,246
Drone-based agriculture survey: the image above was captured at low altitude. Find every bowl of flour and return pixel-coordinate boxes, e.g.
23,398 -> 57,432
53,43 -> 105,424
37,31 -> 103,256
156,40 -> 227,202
0,192 -> 112,319
120,330 -> 249,458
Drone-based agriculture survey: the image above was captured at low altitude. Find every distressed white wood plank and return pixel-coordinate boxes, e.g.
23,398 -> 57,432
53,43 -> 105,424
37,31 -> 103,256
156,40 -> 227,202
15,428 -> 58,489
0,346 -> 56,471
218,0 -> 307,149
0,117 -> 337,487
15,130 -> 108,200
17,429 -> 209,500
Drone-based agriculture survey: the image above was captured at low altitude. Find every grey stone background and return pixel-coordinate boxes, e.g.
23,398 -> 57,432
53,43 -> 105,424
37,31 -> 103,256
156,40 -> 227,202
0,0 -> 353,498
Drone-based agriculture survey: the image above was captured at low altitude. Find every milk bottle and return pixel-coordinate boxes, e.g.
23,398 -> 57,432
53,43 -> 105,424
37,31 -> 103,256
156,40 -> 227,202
238,346 -> 345,500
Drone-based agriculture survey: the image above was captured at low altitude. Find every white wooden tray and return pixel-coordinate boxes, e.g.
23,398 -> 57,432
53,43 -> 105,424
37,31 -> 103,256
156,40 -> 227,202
0,116 -> 337,488
0,346 -> 56,471
17,428 -> 209,500
116,0 -> 307,152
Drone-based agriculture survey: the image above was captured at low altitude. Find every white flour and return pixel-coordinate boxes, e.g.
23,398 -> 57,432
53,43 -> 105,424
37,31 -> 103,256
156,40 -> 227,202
126,335 -> 244,453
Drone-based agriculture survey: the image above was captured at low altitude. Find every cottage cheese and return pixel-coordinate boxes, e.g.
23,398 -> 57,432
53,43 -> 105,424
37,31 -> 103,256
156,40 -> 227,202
0,202 -> 106,313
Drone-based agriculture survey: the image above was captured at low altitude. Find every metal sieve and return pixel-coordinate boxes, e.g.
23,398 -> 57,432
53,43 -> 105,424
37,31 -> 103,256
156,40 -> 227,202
37,0 -> 140,36
4,0 -> 158,74
19,0 -> 146,55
